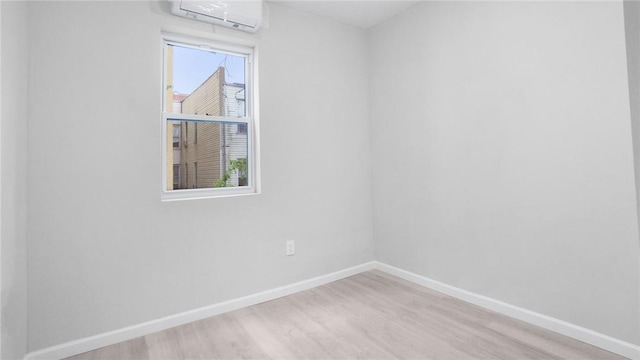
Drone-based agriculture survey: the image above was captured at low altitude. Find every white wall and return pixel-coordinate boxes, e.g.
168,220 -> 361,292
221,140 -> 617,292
625,1 -> 640,230
26,1 -> 372,350
15,0 -> 640,353
370,1 -> 640,345
1,1 -> 29,359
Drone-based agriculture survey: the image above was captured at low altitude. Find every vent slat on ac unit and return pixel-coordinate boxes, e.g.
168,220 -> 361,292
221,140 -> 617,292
170,0 -> 262,33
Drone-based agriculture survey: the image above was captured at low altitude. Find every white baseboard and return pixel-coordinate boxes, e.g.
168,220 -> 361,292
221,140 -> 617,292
373,261 -> 640,360
24,260 -> 639,360
23,261 -> 377,360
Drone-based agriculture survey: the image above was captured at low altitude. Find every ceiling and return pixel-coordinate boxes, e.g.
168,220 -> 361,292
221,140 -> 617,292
269,1 -> 420,29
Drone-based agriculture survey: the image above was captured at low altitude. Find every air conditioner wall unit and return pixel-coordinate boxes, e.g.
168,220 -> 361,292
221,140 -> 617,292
170,0 -> 262,33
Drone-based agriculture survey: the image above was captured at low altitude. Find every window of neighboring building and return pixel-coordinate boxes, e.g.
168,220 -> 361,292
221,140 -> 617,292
194,162 -> 198,188
162,34 -> 258,200
172,124 -> 181,148
173,164 -> 180,189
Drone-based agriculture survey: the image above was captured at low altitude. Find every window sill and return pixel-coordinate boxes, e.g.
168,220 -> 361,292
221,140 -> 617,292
161,187 -> 259,201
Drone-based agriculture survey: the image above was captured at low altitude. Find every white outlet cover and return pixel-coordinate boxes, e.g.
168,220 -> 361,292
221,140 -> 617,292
286,240 -> 295,256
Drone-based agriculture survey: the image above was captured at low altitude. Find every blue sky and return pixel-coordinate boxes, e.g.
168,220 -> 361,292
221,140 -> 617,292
171,45 -> 245,94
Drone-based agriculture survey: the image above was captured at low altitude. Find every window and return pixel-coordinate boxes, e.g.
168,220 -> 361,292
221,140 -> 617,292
172,124 -> 181,148
162,34 -> 258,200
194,162 -> 198,188
172,165 -> 180,189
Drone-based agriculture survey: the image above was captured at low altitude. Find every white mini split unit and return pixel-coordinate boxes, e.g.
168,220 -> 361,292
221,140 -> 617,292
170,0 -> 263,33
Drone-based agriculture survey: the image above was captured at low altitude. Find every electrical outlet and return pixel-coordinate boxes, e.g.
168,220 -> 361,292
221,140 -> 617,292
286,240 -> 295,256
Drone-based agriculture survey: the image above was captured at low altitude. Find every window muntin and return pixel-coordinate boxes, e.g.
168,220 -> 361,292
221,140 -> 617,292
162,36 -> 256,199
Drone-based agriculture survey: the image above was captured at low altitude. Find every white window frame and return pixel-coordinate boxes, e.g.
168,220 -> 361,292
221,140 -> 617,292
161,33 -> 260,201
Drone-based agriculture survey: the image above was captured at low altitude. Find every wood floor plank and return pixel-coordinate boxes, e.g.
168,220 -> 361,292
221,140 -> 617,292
66,336 -> 148,360
284,289 -> 397,359
190,312 -> 268,359
63,271 -> 628,360
319,277 -> 476,359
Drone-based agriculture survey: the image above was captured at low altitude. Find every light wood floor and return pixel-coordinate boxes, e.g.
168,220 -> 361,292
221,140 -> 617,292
66,270 -> 626,360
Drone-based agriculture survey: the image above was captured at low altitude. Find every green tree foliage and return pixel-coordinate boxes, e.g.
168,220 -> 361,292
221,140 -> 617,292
213,158 -> 247,187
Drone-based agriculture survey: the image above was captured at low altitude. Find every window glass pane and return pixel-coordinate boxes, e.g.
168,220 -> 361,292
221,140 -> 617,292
165,44 -> 246,117
167,120 -> 249,190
